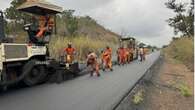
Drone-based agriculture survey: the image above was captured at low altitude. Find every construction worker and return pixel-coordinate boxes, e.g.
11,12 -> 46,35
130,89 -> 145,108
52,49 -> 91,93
64,42 -> 76,64
117,48 -> 120,64
139,47 -> 144,62
102,46 -> 113,71
87,51 -> 100,77
100,50 -> 104,69
125,48 -> 130,63
143,47 -> 146,61
117,46 -> 126,65
129,47 -> 134,61
36,15 -> 54,40
27,15 -> 53,43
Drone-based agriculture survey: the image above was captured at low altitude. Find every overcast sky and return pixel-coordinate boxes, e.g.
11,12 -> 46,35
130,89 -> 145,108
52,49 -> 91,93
0,0 -> 190,47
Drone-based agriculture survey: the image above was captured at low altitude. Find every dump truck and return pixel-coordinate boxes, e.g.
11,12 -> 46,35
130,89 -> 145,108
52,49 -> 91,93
0,1 -> 80,89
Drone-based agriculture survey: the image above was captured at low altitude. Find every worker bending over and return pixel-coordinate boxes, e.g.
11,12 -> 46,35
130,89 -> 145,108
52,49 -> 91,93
87,51 -> 100,77
64,42 -> 76,64
102,46 -> 113,71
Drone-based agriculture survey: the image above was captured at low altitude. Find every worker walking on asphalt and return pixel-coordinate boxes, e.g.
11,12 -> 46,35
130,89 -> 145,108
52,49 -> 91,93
64,42 -> 76,64
100,50 -> 104,66
125,48 -> 130,63
130,47 -> 134,61
139,47 -> 145,62
87,51 -> 100,77
117,46 -> 126,65
102,46 -> 113,71
143,47 -> 146,60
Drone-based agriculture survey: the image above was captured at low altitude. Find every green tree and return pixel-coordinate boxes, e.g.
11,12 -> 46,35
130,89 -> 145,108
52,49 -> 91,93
147,45 -> 152,49
61,10 -> 78,36
5,0 -> 28,21
139,42 -> 146,47
165,0 -> 194,37
4,0 -> 30,34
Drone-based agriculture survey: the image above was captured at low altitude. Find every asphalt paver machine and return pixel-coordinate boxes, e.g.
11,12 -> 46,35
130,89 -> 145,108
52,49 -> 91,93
120,37 -> 138,61
0,0 -> 80,89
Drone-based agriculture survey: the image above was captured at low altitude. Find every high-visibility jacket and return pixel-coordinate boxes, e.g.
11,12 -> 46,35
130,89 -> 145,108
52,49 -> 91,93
36,27 -> 46,38
64,47 -> 76,55
63,47 -> 76,63
125,48 -> 130,56
103,48 -> 112,69
106,48 -> 112,56
118,48 -> 126,57
117,48 -> 126,64
102,48 -> 111,59
36,16 -> 54,38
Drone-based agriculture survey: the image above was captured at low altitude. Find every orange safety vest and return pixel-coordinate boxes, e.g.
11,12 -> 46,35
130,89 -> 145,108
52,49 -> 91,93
64,47 -> 76,55
36,16 -> 54,37
104,48 -> 112,57
118,48 -> 126,57
125,48 -> 130,55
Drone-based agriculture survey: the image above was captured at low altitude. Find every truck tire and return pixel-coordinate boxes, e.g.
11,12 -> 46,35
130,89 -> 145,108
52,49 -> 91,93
23,65 -> 47,86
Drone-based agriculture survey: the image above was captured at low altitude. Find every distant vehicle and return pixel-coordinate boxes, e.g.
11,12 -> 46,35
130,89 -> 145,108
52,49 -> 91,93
120,37 -> 139,61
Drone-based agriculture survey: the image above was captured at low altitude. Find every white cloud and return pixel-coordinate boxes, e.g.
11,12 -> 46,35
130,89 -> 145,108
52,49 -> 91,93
75,0 -> 176,47
0,0 -> 12,10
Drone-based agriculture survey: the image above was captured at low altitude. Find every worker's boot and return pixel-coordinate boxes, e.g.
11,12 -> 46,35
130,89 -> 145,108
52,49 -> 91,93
97,73 -> 100,77
108,61 -> 112,71
102,62 -> 106,71
102,63 -> 106,71
90,72 -> 93,77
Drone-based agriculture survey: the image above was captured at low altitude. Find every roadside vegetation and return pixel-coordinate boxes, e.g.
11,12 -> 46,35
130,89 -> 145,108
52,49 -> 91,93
132,89 -> 144,105
49,36 -> 118,61
163,0 -> 194,71
177,83 -> 192,97
163,37 -> 194,71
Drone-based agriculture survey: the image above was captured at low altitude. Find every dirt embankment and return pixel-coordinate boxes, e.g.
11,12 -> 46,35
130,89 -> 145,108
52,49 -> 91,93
142,54 -> 194,110
116,53 -> 193,110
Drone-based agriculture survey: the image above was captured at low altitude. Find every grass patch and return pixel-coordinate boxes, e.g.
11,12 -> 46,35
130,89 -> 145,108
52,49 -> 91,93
132,90 -> 144,105
177,83 -> 192,97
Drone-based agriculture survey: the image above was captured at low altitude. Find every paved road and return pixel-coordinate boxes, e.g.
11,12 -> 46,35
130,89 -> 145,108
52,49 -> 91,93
0,51 -> 160,110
